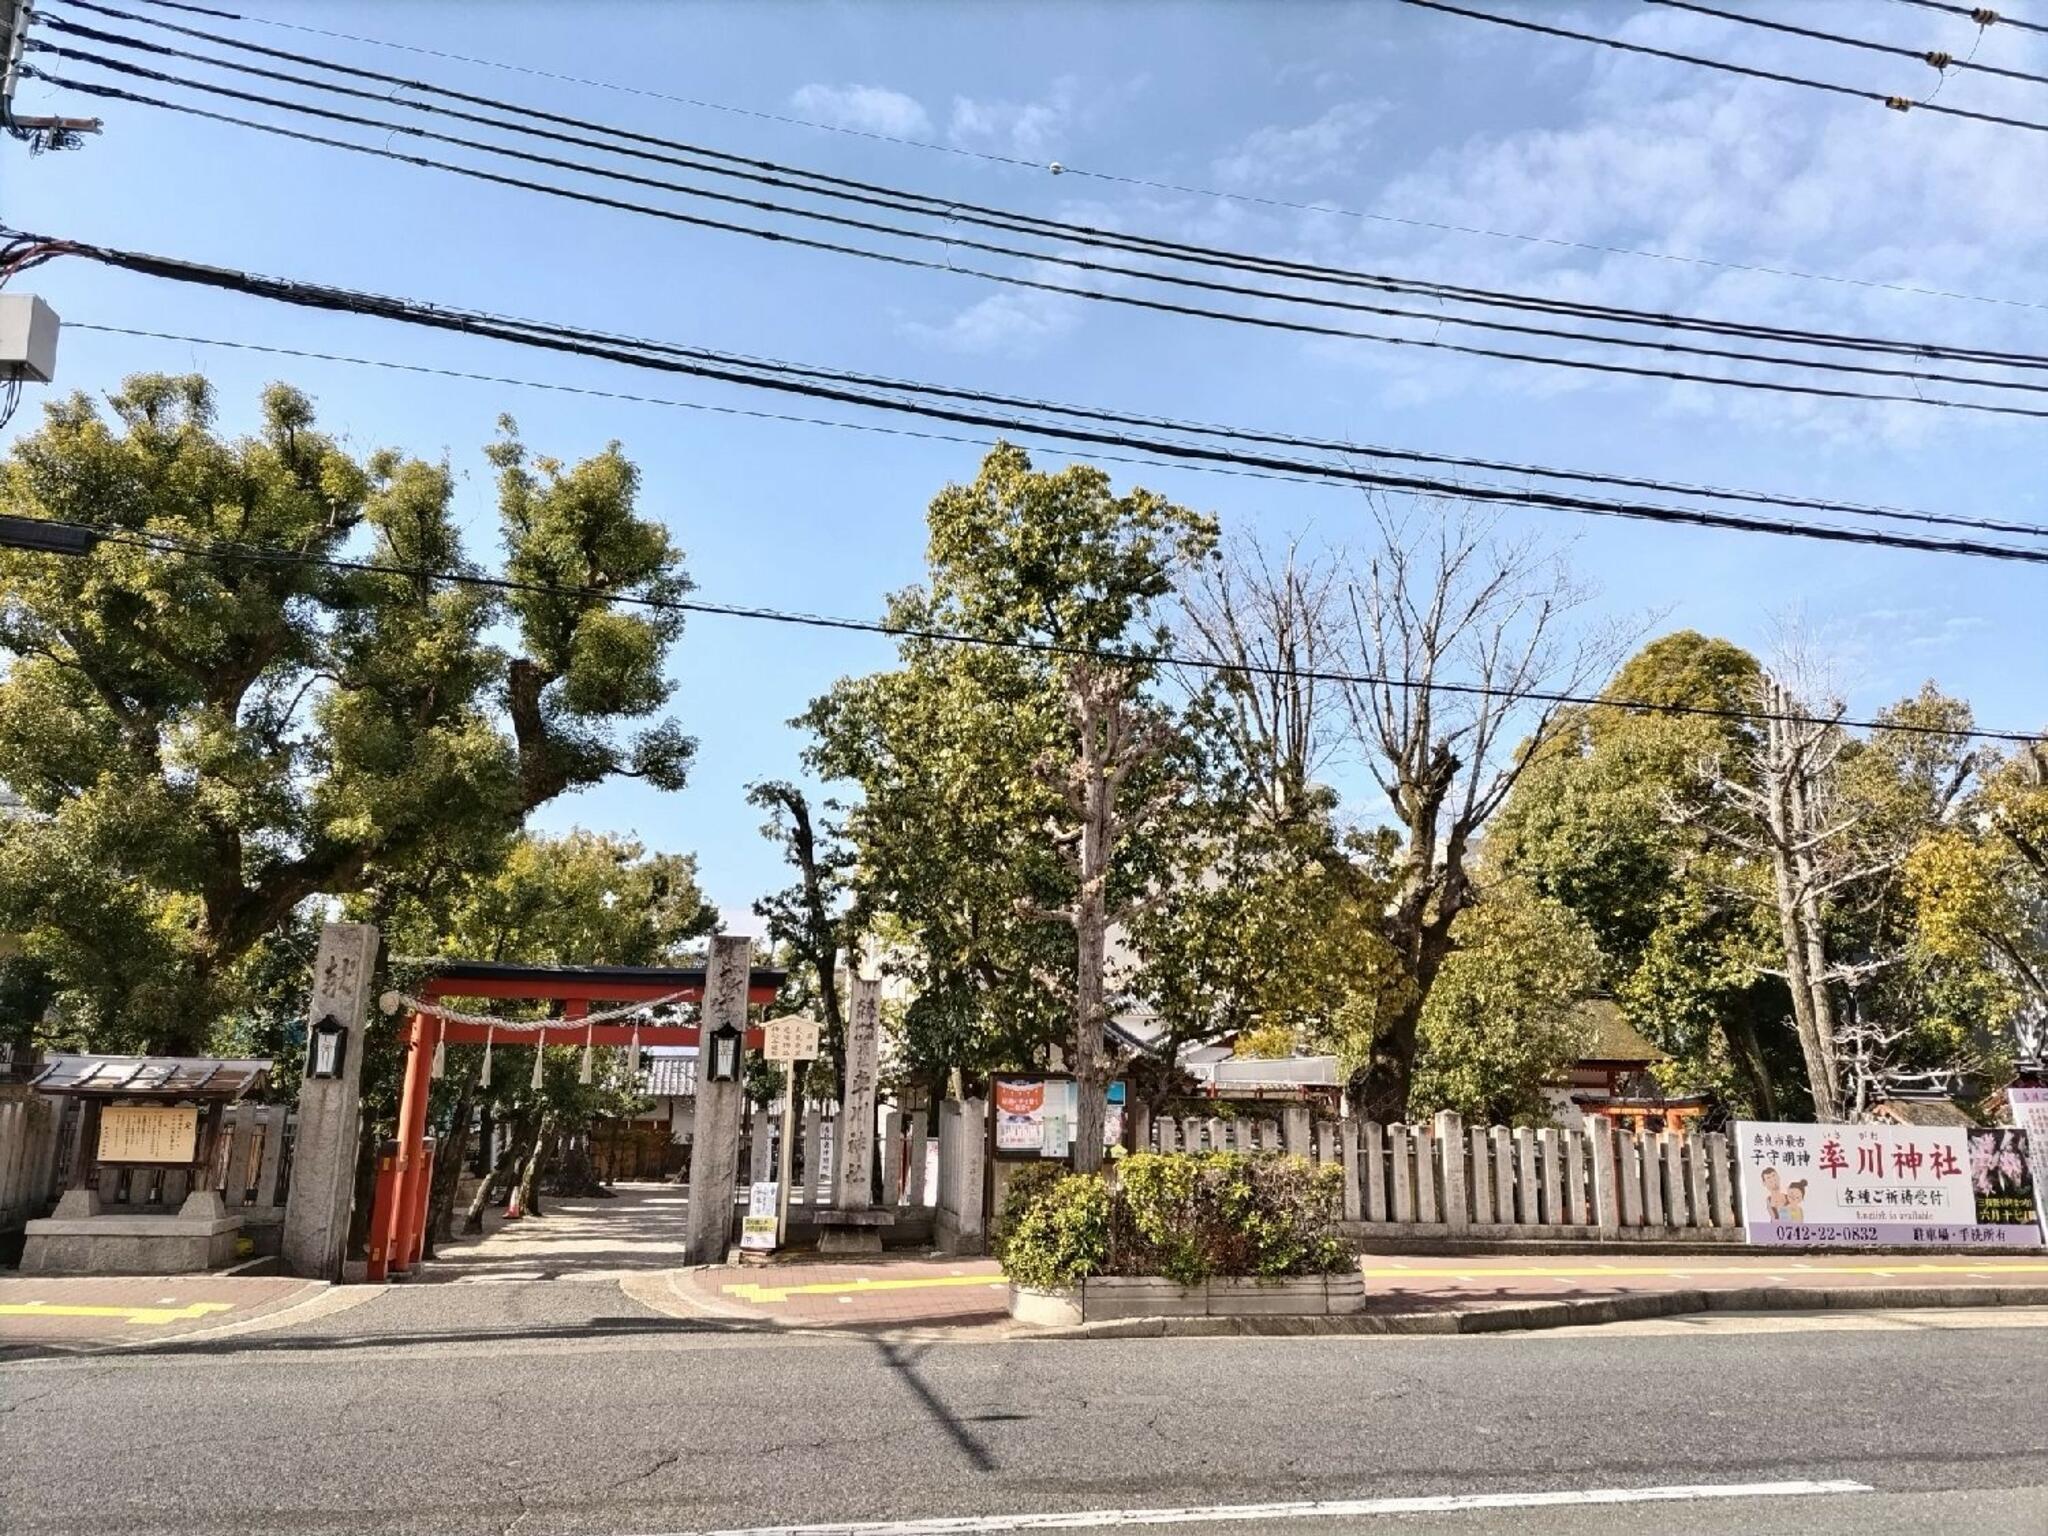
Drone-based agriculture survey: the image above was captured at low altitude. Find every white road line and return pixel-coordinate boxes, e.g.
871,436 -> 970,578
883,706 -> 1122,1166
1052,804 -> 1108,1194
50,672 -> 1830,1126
674,1478 -> 1873,1535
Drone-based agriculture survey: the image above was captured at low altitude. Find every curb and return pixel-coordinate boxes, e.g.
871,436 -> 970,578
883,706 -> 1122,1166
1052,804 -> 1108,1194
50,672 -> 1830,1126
1018,1284 -> 2048,1340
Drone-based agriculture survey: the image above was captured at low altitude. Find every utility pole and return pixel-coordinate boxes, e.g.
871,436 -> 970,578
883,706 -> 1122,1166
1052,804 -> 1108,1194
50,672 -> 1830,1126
2,1 -> 104,150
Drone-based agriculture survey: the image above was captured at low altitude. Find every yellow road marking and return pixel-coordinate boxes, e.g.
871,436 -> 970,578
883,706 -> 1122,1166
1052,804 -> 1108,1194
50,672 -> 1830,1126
724,1274 -> 1005,1305
0,1300 -> 235,1325
1361,1261 -> 2048,1279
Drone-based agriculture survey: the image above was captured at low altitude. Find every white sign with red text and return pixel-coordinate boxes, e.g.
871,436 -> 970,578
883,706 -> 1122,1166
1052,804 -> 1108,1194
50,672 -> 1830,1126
1734,1120 -> 2041,1248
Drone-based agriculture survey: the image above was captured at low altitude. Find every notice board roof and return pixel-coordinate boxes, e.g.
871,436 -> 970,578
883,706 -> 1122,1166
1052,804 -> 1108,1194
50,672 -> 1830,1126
29,1053 -> 273,1100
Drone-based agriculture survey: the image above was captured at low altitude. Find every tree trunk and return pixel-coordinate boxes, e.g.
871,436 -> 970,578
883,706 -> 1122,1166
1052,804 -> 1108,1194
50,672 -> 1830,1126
423,1073 -> 478,1255
463,1146 -> 515,1234
1723,1012 -> 1780,1121
516,1113 -> 552,1217
343,1113 -> 381,1260
1072,885 -> 1109,1174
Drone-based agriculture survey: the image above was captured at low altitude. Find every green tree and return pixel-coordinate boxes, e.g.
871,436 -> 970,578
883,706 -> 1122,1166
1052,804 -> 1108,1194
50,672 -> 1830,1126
1491,630 -> 1793,1115
803,445 -> 1215,1163
1409,878 -> 1604,1125
748,780 -> 853,1094
0,377 -> 692,1051
1906,740 -> 2048,1034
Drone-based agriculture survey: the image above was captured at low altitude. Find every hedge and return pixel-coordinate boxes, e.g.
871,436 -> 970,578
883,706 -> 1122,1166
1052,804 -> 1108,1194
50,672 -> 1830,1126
998,1151 -> 1351,1290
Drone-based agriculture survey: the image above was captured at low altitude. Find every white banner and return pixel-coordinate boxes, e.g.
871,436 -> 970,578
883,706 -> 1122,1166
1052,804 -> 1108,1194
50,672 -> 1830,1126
1734,1120 -> 2041,1248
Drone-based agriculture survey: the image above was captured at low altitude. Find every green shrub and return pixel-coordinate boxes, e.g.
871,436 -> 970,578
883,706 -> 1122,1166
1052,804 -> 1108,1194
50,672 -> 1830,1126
997,1173 -> 1111,1290
992,1161 -> 1066,1262
996,1151 -> 1351,1289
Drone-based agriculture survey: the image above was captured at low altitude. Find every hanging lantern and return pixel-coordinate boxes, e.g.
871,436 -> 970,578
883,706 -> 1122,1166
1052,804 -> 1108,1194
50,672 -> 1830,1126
479,1024 -> 493,1088
705,1018 -> 743,1083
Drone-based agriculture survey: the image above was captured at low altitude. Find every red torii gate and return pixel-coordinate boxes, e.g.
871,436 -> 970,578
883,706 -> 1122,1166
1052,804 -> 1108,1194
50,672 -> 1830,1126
367,959 -> 783,1282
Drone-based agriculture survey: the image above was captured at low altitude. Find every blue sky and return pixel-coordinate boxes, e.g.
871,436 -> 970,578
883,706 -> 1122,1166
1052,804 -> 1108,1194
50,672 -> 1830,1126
4,0 -> 2043,929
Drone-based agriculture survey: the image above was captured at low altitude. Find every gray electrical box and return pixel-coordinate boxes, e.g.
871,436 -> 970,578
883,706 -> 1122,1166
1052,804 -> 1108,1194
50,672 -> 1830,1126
0,294 -> 59,384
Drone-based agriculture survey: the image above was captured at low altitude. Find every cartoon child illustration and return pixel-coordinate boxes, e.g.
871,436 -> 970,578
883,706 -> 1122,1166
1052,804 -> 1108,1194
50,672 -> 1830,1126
1781,1179 -> 1807,1223
1759,1165 -> 1791,1219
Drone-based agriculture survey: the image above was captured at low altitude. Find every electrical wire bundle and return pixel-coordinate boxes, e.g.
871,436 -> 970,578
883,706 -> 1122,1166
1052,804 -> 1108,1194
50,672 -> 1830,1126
5,226 -> 2047,566
16,0 -> 2048,424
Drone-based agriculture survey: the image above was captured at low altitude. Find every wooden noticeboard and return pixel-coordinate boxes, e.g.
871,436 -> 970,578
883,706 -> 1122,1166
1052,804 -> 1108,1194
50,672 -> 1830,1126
97,1104 -> 200,1164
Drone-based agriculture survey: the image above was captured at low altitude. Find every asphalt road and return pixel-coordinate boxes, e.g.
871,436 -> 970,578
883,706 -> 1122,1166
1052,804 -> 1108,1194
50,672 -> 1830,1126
2,1308 -> 2043,1535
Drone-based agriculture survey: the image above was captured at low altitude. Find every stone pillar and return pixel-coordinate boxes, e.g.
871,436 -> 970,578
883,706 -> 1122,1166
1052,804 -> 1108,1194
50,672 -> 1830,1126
935,1096 -> 988,1255
683,934 -> 751,1266
1282,1103 -> 1312,1157
1434,1111 -> 1468,1230
281,922 -> 379,1280
837,977 -> 881,1209
1590,1118 -> 1622,1237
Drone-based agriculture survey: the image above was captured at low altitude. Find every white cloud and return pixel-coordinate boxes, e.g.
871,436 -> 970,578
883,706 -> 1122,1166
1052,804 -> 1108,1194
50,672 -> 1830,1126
902,286 -> 1081,357
1211,100 -> 1390,190
948,76 -> 1079,160
788,83 -> 931,138
1255,3 -> 2048,442
946,73 -> 1149,161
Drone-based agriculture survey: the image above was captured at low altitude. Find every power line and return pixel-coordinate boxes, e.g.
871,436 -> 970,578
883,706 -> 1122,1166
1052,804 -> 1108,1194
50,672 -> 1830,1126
1646,1 -> 2048,90
11,507 -> 2037,746
90,0 -> 2048,315
70,320 -> 2048,543
31,69 -> 2048,426
1402,0 -> 2048,134
40,3 -> 2048,376
1886,0 -> 2048,41
12,228 -> 2048,564
41,36 -> 2048,400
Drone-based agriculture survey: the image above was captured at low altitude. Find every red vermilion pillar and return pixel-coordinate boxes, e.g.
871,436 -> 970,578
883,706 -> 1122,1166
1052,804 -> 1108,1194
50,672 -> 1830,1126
365,1140 -> 400,1283
383,1008 -> 435,1277
402,1136 -> 436,1270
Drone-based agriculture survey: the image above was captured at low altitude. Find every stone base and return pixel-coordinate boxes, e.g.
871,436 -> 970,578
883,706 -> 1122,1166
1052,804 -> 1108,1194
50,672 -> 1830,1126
815,1208 -> 895,1256
1010,1272 -> 1367,1326
20,1213 -> 244,1275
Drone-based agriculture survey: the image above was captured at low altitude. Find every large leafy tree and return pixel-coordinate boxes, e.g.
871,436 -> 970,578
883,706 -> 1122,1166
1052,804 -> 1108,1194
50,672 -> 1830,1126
1410,877 -> 1604,1126
803,445 -> 1214,1162
1907,740 -> 2048,1042
1492,631 -> 1794,1115
0,376 -> 693,1051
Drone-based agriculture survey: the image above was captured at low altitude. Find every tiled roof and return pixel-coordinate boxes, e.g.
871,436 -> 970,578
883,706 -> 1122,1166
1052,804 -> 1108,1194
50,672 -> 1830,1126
642,1056 -> 697,1098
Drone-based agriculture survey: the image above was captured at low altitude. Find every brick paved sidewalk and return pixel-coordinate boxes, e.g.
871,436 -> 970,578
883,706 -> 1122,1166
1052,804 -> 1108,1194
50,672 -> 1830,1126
0,1274 -> 330,1351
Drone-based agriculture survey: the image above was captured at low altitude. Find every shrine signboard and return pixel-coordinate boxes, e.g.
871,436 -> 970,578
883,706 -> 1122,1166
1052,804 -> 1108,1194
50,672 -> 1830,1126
96,1105 -> 200,1164
1734,1120 -> 2040,1248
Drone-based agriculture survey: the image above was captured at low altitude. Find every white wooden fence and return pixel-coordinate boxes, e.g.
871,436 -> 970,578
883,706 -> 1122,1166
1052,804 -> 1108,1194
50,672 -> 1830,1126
1148,1109 -> 1744,1238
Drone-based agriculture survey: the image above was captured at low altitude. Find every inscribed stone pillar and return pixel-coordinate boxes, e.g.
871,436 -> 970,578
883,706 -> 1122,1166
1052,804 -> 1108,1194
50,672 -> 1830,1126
837,976 -> 882,1209
683,934 -> 751,1265
281,922 -> 380,1280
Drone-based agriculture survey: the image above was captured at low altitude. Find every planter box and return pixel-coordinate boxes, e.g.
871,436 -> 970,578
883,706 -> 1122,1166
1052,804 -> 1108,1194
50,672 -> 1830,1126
1011,1270 -> 1365,1326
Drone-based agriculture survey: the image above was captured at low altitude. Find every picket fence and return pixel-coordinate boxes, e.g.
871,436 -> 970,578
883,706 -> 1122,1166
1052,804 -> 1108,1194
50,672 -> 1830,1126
1147,1108 -> 1745,1238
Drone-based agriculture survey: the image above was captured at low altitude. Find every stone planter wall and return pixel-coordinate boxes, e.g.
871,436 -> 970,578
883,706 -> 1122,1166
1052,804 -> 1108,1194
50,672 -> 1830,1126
1011,1271 -> 1365,1327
